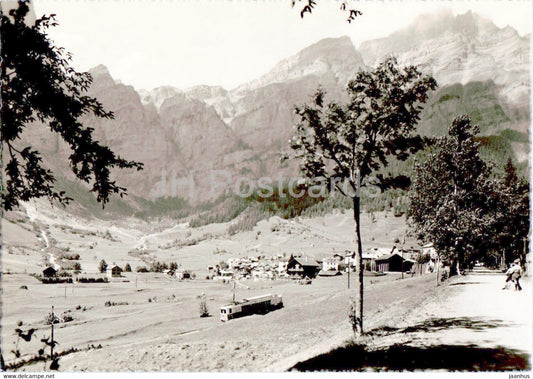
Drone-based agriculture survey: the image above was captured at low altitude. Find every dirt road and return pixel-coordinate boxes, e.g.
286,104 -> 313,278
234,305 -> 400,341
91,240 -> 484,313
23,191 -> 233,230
293,269 -> 532,371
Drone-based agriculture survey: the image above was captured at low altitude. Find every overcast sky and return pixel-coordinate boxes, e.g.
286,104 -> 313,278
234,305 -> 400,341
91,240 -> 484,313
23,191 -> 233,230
34,0 -> 531,91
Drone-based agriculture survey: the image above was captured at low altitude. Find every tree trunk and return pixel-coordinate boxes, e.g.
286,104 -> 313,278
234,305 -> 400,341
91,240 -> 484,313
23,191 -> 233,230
353,196 -> 364,336
436,256 -> 440,286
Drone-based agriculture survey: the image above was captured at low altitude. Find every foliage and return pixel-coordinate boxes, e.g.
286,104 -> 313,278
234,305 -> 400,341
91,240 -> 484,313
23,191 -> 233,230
292,0 -> 362,23
104,301 -> 128,307
123,263 -> 132,272
199,294 -> 210,318
39,277 -> 72,284
288,57 -> 437,334
416,253 -> 431,265
76,277 -> 108,283
60,253 -> 80,260
228,203 -> 268,235
487,158 -> 530,266
72,262 -> 81,273
408,116 -> 502,273
98,259 -> 107,273
1,1 -> 142,211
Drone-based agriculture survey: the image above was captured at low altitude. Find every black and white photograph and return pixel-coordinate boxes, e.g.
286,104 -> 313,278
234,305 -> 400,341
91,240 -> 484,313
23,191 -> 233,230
0,0 -> 531,374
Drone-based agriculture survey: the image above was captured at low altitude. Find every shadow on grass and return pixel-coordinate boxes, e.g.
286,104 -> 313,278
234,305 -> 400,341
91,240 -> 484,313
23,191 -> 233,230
290,343 -> 530,371
367,317 -> 506,336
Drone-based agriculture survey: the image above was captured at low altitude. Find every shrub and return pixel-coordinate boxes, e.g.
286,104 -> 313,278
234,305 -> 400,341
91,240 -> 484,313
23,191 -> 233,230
149,260 -> 168,273
104,301 -> 128,307
76,277 -> 108,283
440,268 -> 449,282
98,259 -> 108,273
60,253 -> 80,260
417,253 -> 431,264
124,263 -> 132,272
136,266 -> 149,273
41,277 -> 72,284
57,270 -> 72,277
199,294 -> 209,318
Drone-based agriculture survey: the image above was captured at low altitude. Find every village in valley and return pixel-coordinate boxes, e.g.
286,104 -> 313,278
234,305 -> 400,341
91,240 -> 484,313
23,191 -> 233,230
1,202 -> 455,371
1,0 -> 531,374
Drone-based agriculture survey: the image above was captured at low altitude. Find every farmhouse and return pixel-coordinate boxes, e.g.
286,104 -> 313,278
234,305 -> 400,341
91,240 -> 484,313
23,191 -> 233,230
375,253 -> 415,272
322,256 -> 341,271
107,265 -> 123,278
287,256 -> 320,278
42,266 -> 57,277
277,258 -> 289,274
175,270 -> 191,280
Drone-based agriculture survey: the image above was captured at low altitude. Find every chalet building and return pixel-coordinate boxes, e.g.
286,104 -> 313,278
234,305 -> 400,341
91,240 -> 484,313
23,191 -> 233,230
107,265 -> 123,278
322,257 -> 341,271
277,258 -> 289,274
362,253 -> 378,271
375,253 -> 415,272
175,270 -> 191,280
287,256 -> 320,278
42,266 -> 57,277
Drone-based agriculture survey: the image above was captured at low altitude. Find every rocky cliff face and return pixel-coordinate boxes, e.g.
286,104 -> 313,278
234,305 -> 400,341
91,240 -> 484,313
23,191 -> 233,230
20,11 -> 530,209
358,10 -> 530,106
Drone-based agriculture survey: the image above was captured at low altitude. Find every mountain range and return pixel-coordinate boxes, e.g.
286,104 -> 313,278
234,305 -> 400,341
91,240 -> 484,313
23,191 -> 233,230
19,10 -> 530,215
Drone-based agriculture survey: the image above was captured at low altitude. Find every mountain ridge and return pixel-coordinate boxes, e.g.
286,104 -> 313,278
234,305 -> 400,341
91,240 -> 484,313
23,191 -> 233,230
16,10 -> 530,212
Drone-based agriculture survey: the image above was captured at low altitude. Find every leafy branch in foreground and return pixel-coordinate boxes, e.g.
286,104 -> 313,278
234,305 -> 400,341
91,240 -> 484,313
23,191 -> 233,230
1,1 -> 143,211
292,0 -> 363,23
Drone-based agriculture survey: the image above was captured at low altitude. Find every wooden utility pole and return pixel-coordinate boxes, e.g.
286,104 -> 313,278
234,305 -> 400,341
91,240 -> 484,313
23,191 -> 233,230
50,306 -> 55,361
401,236 -> 405,280
436,255 -> 440,287
232,279 -> 236,304
347,264 -> 350,289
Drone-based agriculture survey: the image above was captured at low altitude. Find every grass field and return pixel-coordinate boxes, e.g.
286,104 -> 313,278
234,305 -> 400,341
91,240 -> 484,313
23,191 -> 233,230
1,199 -> 434,371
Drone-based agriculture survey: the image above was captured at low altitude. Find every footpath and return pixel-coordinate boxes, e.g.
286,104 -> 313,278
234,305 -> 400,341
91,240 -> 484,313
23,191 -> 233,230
292,268 -> 532,371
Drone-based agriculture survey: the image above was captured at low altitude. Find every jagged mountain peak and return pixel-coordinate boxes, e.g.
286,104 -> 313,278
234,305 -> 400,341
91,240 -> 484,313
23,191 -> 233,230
139,85 -> 183,109
358,10 -> 529,103
296,35 -> 359,63
88,64 -> 115,88
185,85 -> 228,99
232,35 -> 365,95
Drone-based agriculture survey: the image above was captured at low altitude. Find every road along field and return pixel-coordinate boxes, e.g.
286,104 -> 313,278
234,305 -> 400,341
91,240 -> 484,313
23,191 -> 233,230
292,270 -> 532,372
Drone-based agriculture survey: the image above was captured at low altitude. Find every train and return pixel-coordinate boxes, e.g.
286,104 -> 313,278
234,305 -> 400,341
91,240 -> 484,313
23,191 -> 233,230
219,294 -> 283,321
